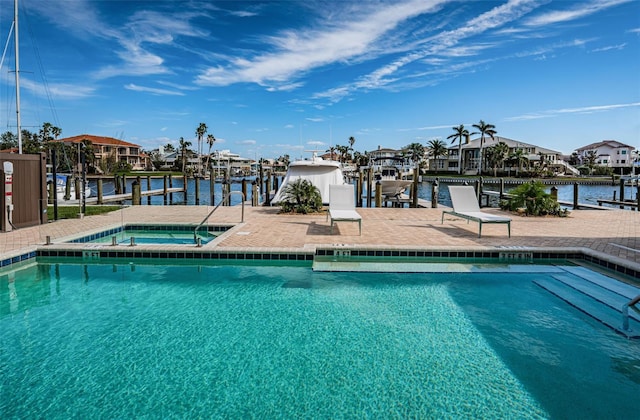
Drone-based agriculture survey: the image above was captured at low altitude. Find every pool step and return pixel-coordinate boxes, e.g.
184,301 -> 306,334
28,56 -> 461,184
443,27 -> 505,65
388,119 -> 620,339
534,269 -> 640,339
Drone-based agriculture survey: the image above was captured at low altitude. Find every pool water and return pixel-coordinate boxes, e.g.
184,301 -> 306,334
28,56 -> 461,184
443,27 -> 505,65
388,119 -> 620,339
87,228 -> 218,245
1,261 -> 639,418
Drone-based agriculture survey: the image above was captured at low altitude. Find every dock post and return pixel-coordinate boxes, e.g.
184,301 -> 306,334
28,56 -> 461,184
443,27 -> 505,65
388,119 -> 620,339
367,167 -> 373,208
357,170 -> 364,207
183,174 -> 188,205
209,171 -> 215,206
573,182 -> 579,210
195,176 -> 200,205
475,178 -> 481,205
636,184 -> 640,212
252,180 -> 258,206
114,175 -> 120,194
241,178 -> 247,202
163,175 -> 168,205
499,178 -> 505,199
273,174 -> 279,192
619,179 -> 625,209
169,176 -> 174,204
259,164 -> 264,195
375,181 -> 382,207
265,173 -> 272,206
431,179 -> 439,208
97,179 -> 103,204
411,167 -> 419,208
146,176 -> 152,205
550,186 -> 558,202
122,175 -> 127,194
132,180 -> 141,205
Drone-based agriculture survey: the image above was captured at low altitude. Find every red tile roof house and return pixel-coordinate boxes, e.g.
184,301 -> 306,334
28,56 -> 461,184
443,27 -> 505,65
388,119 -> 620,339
53,135 -> 149,173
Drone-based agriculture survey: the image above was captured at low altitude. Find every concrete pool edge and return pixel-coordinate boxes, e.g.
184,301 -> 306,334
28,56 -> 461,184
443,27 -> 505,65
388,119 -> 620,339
0,244 -> 636,279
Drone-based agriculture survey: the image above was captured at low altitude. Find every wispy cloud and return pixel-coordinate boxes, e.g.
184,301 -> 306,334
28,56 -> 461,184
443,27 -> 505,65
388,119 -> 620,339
20,78 -> 95,100
195,0 -> 446,88
524,0 -> 632,27
124,84 -> 185,96
591,43 -> 627,52
505,102 -> 640,121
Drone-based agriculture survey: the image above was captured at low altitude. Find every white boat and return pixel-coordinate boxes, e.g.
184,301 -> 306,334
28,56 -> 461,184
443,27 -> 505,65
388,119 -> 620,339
48,174 -> 91,201
271,152 -> 346,205
375,167 -> 413,198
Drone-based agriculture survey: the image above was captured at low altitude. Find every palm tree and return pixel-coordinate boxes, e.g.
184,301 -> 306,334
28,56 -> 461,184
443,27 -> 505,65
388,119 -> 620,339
178,137 -> 192,173
203,133 -> 216,174
427,139 -> 448,172
403,142 -> 426,169
447,124 -> 469,175
485,142 -> 509,176
348,136 -> 355,150
509,148 -> 528,176
471,120 -> 497,175
195,123 -> 208,176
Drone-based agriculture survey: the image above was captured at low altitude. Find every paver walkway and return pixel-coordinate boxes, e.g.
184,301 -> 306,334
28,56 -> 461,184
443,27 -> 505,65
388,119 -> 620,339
2,204 -> 639,274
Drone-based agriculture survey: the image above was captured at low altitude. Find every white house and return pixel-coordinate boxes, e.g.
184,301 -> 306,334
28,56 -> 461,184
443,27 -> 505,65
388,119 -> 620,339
574,140 -> 636,173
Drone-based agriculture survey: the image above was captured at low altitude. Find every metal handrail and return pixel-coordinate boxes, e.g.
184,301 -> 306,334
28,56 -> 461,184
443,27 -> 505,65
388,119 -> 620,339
622,294 -> 640,332
194,191 -> 245,244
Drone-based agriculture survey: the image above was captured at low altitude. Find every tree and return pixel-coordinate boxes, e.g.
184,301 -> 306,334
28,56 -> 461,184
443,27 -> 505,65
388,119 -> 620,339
278,179 -> 323,214
0,131 -> 18,150
584,150 -> 598,175
203,133 -> 216,174
164,143 -> 176,153
352,151 -> 369,168
447,124 -> 469,175
508,148 -> 528,176
179,137 -> 192,173
471,120 -> 497,175
427,139 -> 448,172
195,122 -> 208,176
486,141 -> 510,176
403,142 -> 426,169
348,136 -> 355,149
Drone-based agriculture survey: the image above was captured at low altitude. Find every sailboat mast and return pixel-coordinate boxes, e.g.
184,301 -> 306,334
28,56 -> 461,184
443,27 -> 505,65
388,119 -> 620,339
14,0 -> 22,154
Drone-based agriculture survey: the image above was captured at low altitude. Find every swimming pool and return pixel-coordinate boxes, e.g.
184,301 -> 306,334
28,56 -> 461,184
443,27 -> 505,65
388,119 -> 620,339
1,259 -> 638,418
68,224 -> 233,246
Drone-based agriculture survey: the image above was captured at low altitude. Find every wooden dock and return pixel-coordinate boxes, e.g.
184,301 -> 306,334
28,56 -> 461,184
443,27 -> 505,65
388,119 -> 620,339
596,199 -> 639,210
53,187 -> 184,206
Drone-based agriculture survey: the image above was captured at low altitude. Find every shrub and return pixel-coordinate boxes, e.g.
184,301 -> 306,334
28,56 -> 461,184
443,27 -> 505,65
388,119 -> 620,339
500,181 -> 567,216
278,179 -> 323,214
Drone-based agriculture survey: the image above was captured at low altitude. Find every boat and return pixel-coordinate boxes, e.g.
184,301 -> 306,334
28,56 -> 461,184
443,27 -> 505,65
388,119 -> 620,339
375,166 -> 413,198
47,174 -> 91,201
271,152 -> 346,205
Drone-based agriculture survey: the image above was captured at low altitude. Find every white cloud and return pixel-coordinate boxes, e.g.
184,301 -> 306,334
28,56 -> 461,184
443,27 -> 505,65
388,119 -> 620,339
195,0 -> 446,88
506,102 -> 640,121
124,84 -> 185,96
524,0 -> 632,27
19,78 -> 95,100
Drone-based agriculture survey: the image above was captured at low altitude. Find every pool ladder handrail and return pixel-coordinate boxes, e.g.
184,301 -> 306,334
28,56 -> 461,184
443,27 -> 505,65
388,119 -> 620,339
621,294 -> 640,332
194,191 -> 245,244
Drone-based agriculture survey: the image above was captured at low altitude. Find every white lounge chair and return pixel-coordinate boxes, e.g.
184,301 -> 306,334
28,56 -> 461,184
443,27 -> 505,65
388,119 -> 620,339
442,185 -> 511,238
327,184 -> 362,235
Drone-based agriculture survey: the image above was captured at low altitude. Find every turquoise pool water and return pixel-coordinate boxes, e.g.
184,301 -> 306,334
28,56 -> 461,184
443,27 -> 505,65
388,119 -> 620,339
1,260 -> 639,418
84,228 -> 218,245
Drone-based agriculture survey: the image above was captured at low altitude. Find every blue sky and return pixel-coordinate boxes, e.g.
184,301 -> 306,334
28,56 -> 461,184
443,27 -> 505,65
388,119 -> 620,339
1,0 -> 639,159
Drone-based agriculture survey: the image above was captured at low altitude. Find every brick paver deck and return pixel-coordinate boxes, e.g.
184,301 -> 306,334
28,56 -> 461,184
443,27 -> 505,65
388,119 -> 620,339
1,204 -> 638,273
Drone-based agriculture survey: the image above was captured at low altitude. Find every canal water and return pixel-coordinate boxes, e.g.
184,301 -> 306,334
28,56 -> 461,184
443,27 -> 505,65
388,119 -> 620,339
86,177 -> 638,209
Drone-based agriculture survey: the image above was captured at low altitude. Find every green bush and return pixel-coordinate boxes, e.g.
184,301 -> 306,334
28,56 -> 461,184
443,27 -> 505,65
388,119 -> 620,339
500,181 -> 567,216
278,179 -> 323,214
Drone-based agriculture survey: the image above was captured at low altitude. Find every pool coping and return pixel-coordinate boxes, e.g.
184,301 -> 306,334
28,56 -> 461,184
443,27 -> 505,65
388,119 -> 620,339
1,243 -> 635,279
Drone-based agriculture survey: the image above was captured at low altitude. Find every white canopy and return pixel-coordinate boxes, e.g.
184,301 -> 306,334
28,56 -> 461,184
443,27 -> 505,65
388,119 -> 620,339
272,160 -> 345,205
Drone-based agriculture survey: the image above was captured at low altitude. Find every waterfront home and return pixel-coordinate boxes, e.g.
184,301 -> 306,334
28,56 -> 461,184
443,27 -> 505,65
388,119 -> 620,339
574,140 -> 636,175
54,134 -> 147,172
